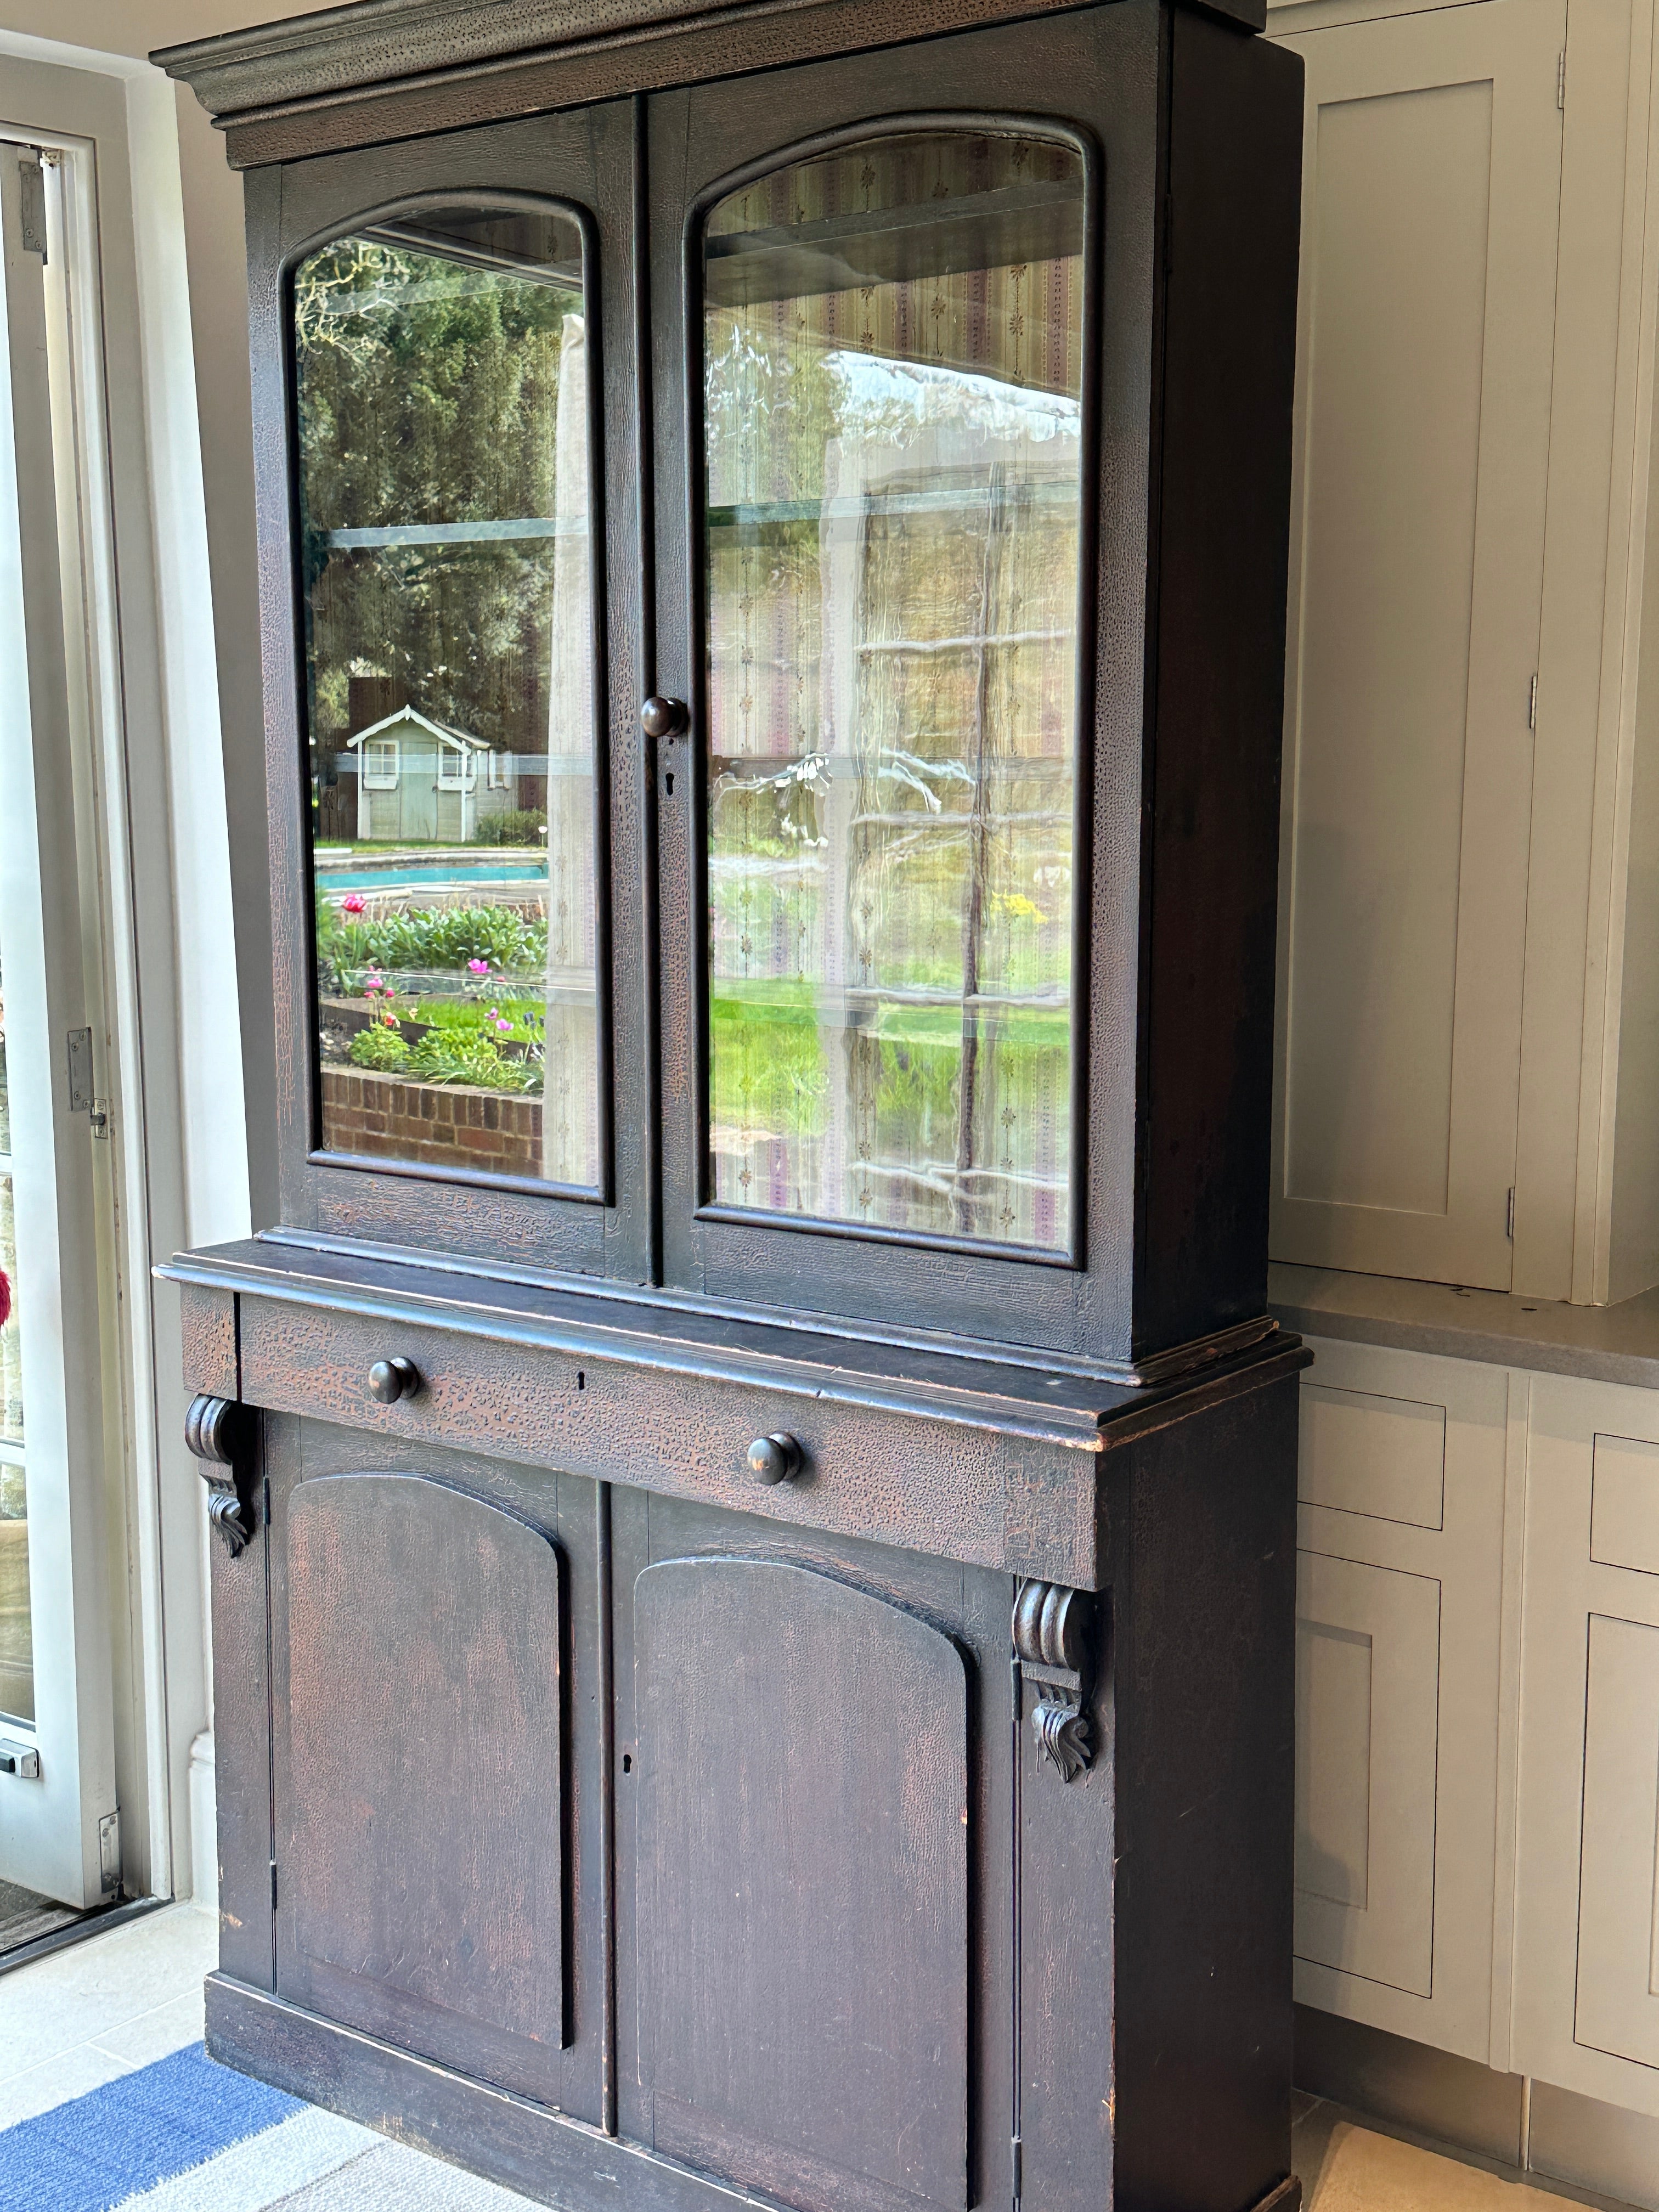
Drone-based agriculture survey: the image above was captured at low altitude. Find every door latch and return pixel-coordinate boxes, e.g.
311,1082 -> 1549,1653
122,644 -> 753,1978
66,1028 -> 109,1137
0,1735 -> 41,1780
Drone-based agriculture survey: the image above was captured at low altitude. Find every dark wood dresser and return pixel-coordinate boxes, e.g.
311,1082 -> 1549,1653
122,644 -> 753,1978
154,4 -> 1306,2209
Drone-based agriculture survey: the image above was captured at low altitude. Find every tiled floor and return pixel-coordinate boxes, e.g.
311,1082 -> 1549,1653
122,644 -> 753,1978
0,1903 -> 219,2128
0,1908 -> 1630,2212
1295,2095 -> 1621,2212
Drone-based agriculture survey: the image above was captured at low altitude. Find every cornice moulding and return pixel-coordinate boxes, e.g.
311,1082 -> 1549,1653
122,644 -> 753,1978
150,0 -> 850,120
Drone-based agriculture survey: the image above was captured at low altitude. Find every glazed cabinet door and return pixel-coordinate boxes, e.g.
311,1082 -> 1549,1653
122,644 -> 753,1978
246,98 -> 654,1277
264,1418 -> 602,2119
612,1491 -> 1035,2212
646,4 -> 1155,1354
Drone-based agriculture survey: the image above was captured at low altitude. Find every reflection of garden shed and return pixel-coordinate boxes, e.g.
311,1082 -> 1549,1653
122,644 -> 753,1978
345,704 -> 518,842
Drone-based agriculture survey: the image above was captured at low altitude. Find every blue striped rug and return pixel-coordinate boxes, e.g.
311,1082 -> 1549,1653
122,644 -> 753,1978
0,2042 -> 543,2209
0,2046 -> 300,2209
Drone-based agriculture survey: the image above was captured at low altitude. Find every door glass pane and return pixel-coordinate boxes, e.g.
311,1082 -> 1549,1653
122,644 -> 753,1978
0,958 -> 30,1725
295,205 -> 602,1188
703,132 -> 1085,1251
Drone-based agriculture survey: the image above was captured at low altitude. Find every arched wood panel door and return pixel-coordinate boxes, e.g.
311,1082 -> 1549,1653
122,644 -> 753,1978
634,1555 -> 969,2212
275,1471 -> 567,2102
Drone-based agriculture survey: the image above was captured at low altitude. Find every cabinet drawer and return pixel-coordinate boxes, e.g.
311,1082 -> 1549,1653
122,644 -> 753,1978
235,1293 -> 1103,1589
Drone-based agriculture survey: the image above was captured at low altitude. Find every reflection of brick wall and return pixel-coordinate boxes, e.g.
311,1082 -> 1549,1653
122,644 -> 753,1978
321,1069 -> 541,1180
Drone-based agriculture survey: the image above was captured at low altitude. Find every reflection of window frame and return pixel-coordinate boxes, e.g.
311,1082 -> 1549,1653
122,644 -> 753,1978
438,744 -> 477,792
362,738 -> 399,790
487,749 -> 511,789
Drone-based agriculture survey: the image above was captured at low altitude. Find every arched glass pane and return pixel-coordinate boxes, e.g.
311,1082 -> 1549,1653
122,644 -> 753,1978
294,205 -> 601,1188
703,131 -> 1085,1251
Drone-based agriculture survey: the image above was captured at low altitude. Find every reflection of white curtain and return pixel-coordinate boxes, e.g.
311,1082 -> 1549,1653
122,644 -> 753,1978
543,313 -> 599,1186
809,389 -> 1075,1242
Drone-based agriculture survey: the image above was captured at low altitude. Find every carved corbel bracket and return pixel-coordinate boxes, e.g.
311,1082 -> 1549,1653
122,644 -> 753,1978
184,1393 -> 257,1558
1014,1579 -> 1095,1782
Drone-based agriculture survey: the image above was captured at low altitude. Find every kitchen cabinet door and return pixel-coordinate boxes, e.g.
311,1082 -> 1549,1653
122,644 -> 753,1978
1293,1340 -> 1510,2063
1271,0 -> 1564,1287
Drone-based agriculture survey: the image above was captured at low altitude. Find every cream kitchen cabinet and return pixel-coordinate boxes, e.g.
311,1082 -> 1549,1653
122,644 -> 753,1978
1293,1338 -> 1513,2063
1268,0 -> 1659,1305
1289,1295 -> 1659,2192
1514,1373 -> 1659,2121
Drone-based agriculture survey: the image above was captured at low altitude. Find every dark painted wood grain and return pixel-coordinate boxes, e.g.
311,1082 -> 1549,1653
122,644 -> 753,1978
246,102 -> 652,1280
268,1417 -> 607,2123
1018,1594 -> 1114,2212
239,1291 -> 1103,1587
1108,1370 -> 1300,2212
157,0 -> 1266,147
278,1470 -> 568,2102
650,6 -> 1159,1364
207,1969 -> 871,2212
212,1409 -> 275,1991
636,1558 -> 968,2212
179,1282 -> 238,1398
1136,12 -> 1304,1357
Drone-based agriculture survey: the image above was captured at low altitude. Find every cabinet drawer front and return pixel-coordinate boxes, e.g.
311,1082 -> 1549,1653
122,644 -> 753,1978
236,1295 -> 1101,1587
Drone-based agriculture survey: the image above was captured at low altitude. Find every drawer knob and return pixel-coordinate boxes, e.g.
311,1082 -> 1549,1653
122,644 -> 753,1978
640,694 -> 689,740
747,1432 -> 803,1485
368,1357 -> 421,1405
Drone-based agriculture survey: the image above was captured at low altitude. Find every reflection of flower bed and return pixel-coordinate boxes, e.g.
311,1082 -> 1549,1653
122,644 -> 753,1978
321,1068 -> 541,1178
320,996 -> 543,1092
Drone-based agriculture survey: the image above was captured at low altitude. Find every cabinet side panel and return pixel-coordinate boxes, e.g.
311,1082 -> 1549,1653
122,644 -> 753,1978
215,1411 -> 276,1990
1113,1371 -> 1300,2212
1139,20 -> 1302,1354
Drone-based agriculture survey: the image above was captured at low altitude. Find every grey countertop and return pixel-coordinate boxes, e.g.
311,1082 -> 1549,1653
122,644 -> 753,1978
1270,1262 -> 1659,1389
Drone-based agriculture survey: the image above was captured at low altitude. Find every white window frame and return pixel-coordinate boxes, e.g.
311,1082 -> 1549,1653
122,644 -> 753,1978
438,742 -> 476,792
362,737 -> 399,790
487,748 -> 511,789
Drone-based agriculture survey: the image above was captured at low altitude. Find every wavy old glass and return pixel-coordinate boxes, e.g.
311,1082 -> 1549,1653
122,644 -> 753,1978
294,206 -> 601,1188
703,132 -> 1085,1250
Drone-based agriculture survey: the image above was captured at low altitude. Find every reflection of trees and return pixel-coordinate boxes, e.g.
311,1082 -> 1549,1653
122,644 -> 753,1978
295,236 -> 576,748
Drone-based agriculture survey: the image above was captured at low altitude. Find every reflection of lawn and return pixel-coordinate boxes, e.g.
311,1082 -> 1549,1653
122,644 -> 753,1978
412,997 -> 545,1048
710,981 -> 1070,1142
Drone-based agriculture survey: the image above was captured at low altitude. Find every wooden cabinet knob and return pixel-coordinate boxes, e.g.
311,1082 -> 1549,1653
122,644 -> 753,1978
368,1356 -> 421,1404
640,694 -> 689,740
747,1432 -> 803,1485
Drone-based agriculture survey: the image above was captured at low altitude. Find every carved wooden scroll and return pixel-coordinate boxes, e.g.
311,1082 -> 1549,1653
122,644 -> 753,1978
1013,1579 -> 1095,1782
184,1393 -> 256,1557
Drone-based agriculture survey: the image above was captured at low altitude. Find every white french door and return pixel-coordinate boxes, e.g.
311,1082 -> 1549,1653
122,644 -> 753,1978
0,143 -> 119,1910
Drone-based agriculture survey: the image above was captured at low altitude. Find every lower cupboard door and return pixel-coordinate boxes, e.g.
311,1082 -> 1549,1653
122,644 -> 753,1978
274,1469 -> 568,2102
634,1555 -> 970,2212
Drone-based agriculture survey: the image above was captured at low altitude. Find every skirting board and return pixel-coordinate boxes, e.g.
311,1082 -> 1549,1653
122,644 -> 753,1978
205,1972 -> 1300,2212
1296,2004 -> 1659,2211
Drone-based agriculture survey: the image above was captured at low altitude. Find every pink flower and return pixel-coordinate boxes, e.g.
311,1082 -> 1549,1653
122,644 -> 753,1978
341,893 -> 365,916
467,958 -> 490,975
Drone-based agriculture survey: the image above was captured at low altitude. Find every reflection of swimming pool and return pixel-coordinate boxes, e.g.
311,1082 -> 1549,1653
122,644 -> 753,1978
323,861 -> 547,890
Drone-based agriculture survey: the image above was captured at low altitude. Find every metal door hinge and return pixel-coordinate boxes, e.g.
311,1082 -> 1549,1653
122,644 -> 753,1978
270,1860 -> 279,1911
1011,2135 -> 1023,2201
66,1028 -> 109,1136
0,1735 -> 40,1780
99,1809 -> 120,1893
16,154 -> 46,261
1506,1187 -> 1516,1242
1558,49 -> 1567,109
1529,673 -> 1538,730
